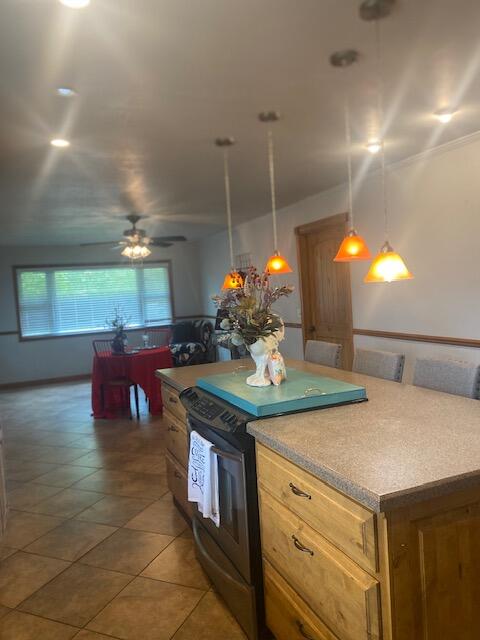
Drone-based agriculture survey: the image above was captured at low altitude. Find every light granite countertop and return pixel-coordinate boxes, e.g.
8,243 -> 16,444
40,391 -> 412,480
156,358 -> 480,512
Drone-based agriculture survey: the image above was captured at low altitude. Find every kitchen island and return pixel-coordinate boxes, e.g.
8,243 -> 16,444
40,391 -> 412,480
156,358 -> 480,640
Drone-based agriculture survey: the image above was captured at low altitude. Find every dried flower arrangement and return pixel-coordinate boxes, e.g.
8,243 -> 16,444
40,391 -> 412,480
212,267 -> 294,348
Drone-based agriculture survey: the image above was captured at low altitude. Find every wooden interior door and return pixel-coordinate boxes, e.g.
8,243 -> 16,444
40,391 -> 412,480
296,213 -> 353,370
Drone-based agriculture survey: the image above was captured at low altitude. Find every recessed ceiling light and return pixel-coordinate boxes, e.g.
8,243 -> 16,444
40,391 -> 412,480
434,108 -> 456,124
50,138 -> 70,148
366,140 -> 382,154
59,0 -> 90,8
56,86 -> 77,98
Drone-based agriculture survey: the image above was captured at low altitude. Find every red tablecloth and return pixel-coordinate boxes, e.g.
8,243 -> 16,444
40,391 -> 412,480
91,347 -> 173,419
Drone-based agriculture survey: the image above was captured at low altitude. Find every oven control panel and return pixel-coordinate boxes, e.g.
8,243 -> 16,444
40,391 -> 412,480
180,387 -> 252,433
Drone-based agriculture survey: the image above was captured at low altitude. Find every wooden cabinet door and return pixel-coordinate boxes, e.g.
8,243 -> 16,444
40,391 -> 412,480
296,214 -> 353,370
388,494 -> 480,640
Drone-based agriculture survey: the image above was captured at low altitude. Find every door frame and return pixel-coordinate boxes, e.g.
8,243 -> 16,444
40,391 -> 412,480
295,212 -> 354,368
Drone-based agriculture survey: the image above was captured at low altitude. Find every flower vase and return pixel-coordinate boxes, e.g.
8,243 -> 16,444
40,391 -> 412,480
111,334 -> 126,355
246,338 -> 274,387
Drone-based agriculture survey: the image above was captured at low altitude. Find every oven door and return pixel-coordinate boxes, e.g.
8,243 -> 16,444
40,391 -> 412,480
187,416 -> 252,583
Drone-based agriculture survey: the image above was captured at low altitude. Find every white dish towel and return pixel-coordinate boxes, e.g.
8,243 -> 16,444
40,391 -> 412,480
188,430 -> 220,527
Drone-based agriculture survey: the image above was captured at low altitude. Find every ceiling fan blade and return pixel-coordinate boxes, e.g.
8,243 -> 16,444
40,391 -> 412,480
150,241 -> 173,248
149,236 -> 187,242
79,241 -> 118,247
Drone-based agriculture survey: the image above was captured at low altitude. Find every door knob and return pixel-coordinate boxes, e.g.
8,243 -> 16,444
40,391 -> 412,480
309,326 -> 315,333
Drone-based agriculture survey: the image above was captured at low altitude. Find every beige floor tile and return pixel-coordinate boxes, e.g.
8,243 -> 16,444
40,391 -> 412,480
0,511 -> 64,549
0,547 -> 17,561
25,520 -> 117,562
32,465 -> 98,488
74,631 -> 118,640
80,528 -> 173,575
172,591 -> 246,639
125,494 -> 188,536
121,455 -> 167,475
74,495 -> 153,527
19,563 -> 132,628
28,488 -> 104,518
0,604 -> 11,619
7,483 -> 63,510
0,551 -> 70,608
69,451 -> 107,468
0,610 -> 79,640
73,469 -> 169,500
87,576 -> 204,640
35,447 -> 93,464
141,537 -> 209,589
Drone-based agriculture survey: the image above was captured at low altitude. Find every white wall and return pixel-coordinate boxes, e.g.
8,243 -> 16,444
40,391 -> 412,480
199,134 -> 480,381
0,243 -> 201,385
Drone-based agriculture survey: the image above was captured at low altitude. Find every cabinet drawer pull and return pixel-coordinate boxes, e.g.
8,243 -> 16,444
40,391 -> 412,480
292,535 -> 314,556
174,470 -> 182,479
296,620 -> 315,640
169,396 -> 178,404
289,482 -> 311,500
167,424 -> 179,432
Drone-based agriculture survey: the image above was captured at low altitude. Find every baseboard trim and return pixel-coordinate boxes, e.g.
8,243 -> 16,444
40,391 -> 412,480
353,329 -> 480,349
0,373 -> 91,391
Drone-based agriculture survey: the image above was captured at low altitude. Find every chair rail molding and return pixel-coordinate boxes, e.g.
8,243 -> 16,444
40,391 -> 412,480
353,329 -> 480,349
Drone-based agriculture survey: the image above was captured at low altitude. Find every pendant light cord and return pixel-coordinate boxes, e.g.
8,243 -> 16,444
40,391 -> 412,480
344,98 -> 354,230
222,148 -> 235,270
375,19 -> 389,243
267,127 -> 278,252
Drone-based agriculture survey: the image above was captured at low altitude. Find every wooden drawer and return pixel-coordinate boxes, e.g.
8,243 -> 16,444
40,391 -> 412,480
259,489 -> 381,640
161,383 -> 186,422
166,451 -> 192,518
256,443 -> 377,574
264,559 -> 340,640
164,409 -> 188,469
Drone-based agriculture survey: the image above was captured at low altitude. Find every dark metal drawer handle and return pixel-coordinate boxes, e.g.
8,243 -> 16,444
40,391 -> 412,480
169,396 -> 178,404
296,620 -> 315,640
174,470 -> 182,479
167,424 -> 179,432
292,535 -> 314,556
289,482 -> 312,500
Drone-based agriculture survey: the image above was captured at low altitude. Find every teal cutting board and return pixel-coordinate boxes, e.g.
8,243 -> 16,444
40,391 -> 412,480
196,368 -> 367,417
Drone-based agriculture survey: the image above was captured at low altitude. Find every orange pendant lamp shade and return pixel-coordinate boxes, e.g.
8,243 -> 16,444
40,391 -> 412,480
334,230 -> 371,262
222,270 -> 244,290
265,251 -> 293,275
364,242 -> 413,283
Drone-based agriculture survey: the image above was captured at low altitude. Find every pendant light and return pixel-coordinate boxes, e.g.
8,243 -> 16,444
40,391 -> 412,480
215,138 -> 243,290
362,0 -> 413,283
330,49 -> 371,262
259,111 -> 293,275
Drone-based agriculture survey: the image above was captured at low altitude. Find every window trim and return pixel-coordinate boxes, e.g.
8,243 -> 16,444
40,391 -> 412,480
12,260 -> 176,342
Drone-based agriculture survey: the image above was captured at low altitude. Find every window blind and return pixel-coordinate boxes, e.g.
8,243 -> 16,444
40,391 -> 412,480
15,263 -> 173,338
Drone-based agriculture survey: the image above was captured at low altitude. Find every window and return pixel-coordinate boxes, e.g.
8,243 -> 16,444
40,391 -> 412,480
14,262 -> 173,339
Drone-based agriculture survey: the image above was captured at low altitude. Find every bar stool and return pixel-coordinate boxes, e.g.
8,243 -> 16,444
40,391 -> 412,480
304,340 -> 343,368
353,348 -> 405,382
413,358 -> 480,399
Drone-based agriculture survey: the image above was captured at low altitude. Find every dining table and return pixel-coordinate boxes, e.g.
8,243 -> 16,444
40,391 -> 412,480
91,346 -> 173,419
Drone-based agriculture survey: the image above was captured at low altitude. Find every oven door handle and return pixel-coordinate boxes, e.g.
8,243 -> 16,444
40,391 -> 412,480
192,518 -> 244,588
211,445 -> 242,463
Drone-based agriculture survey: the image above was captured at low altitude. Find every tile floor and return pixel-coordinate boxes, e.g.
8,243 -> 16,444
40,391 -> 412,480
0,381 -> 246,639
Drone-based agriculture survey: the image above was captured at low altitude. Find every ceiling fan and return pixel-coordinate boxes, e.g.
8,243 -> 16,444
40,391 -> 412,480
81,214 -> 187,259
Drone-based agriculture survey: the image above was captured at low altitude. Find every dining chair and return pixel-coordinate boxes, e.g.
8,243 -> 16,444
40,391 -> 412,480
146,327 -> 172,348
353,348 -> 405,382
413,357 -> 480,399
304,339 -> 343,368
92,340 -> 140,419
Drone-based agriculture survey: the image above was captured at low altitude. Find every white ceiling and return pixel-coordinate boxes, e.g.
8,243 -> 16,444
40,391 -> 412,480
1,0 -> 480,246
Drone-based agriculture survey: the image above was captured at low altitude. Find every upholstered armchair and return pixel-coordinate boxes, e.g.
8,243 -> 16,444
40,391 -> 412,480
169,320 -> 215,367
